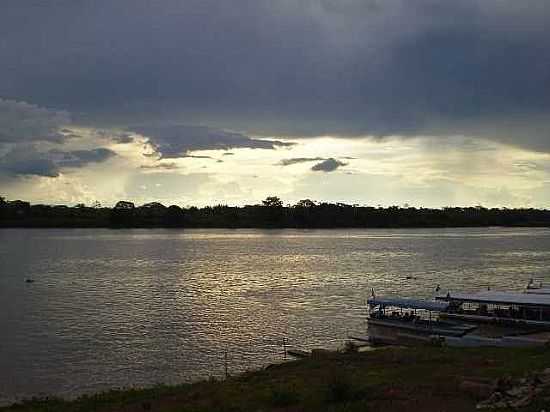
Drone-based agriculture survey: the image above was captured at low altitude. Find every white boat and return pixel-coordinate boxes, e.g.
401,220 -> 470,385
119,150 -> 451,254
365,297 -> 476,346
435,290 -> 550,328
364,291 -> 550,348
525,279 -> 550,295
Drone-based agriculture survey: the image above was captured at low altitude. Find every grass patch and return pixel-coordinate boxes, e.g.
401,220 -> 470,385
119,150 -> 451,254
325,372 -> 357,404
3,347 -> 550,412
269,385 -> 300,407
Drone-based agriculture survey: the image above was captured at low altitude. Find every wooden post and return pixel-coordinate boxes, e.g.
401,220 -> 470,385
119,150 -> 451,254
224,350 -> 228,379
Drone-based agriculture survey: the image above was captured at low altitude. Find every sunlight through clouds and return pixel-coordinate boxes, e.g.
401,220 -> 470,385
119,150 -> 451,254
2,125 -> 550,208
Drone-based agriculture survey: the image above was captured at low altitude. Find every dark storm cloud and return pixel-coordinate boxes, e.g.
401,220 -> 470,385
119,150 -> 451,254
311,158 -> 347,172
90,129 -> 135,144
131,125 -> 293,158
0,146 -> 116,177
1,1 -> 550,150
0,99 -> 70,143
50,148 -> 116,168
102,132 -> 134,144
0,156 -> 59,177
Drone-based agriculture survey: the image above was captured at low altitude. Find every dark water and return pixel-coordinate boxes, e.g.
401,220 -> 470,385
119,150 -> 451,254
1,227 -> 550,404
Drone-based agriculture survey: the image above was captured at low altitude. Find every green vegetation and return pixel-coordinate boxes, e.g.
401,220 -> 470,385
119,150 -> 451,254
3,346 -> 550,412
2,196 -> 550,228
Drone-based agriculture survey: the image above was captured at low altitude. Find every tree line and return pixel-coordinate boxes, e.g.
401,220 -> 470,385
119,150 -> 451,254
1,195 -> 550,228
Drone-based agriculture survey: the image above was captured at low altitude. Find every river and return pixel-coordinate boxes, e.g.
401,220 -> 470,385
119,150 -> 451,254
1,227 -> 549,404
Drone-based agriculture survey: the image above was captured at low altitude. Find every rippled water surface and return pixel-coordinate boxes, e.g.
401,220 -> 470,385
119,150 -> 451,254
1,227 -> 550,404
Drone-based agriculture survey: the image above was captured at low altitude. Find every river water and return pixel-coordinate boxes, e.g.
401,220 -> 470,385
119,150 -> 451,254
1,227 -> 549,404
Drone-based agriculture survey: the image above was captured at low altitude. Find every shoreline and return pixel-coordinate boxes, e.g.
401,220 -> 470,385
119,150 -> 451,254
2,224 -> 550,229
2,346 -> 550,412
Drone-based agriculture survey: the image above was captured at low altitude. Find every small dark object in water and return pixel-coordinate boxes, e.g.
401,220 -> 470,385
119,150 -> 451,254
25,278 -> 35,283
406,276 -> 416,280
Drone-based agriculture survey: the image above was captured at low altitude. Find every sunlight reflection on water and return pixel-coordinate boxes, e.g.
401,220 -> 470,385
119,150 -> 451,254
1,227 -> 550,404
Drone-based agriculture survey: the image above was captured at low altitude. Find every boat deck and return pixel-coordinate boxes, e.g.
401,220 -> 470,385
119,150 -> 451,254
368,315 -> 476,337
473,323 -> 545,338
523,331 -> 550,341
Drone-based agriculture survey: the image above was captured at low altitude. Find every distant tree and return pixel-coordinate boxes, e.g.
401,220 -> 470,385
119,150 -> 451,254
111,200 -> 136,226
115,200 -> 135,209
138,202 -> 167,222
91,201 -> 102,208
5,195 -> 550,229
6,200 -> 31,218
261,196 -> 284,226
295,199 -> 316,208
164,205 -> 185,227
0,196 -> 5,219
262,196 -> 283,208
141,202 -> 166,209
293,199 -> 317,227
75,203 -> 86,208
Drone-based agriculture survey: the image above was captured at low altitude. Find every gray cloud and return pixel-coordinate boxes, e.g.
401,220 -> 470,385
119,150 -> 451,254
0,99 -> 70,143
50,148 -> 116,168
131,125 -> 293,158
140,162 -> 179,170
311,158 -> 347,172
1,2 -> 549,151
0,145 -> 116,177
278,157 -> 326,166
181,154 -> 214,159
1,158 -> 59,178
91,129 -> 135,144
108,133 -> 134,144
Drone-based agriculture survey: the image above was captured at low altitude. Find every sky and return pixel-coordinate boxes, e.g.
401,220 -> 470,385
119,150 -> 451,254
1,0 -> 550,207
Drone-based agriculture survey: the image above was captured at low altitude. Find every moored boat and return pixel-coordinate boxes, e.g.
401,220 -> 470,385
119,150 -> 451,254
435,290 -> 550,328
366,296 -> 476,346
525,279 -> 550,295
364,290 -> 550,348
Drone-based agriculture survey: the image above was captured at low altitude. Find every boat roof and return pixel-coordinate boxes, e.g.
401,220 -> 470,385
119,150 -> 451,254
436,291 -> 550,307
367,297 -> 449,311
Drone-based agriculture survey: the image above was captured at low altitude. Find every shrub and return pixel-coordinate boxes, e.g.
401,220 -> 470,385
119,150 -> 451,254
326,374 -> 355,403
270,386 -> 299,407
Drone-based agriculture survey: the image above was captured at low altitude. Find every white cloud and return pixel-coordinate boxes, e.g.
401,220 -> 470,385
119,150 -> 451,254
311,158 -> 347,172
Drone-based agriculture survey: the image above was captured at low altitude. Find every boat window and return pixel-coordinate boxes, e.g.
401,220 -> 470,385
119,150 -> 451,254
463,302 -> 479,313
370,306 -> 442,325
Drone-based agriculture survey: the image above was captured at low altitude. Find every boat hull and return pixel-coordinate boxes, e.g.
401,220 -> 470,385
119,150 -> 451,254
367,318 -> 550,348
440,312 -> 550,329
367,318 -> 470,346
